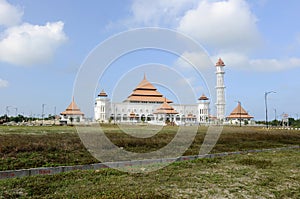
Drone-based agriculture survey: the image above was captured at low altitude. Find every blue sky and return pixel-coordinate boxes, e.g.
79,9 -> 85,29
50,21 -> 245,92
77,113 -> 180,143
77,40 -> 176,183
0,0 -> 300,120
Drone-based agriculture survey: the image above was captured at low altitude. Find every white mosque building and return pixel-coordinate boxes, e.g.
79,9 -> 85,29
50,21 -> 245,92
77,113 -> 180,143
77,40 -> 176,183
94,58 -> 226,125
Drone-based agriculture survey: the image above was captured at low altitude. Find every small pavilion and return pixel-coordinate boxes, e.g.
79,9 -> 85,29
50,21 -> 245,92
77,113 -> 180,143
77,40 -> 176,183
227,102 -> 253,125
60,98 -> 85,125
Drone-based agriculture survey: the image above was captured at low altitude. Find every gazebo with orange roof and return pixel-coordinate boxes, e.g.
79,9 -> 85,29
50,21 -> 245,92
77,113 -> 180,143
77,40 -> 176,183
60,97 -> 84,124
227,102 -> 253,125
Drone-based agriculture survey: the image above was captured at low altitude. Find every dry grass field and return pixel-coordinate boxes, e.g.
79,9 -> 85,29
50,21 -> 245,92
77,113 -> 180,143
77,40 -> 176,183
0,125 -> 299,198
0,125 -> 299,171
0,149 -> 299,198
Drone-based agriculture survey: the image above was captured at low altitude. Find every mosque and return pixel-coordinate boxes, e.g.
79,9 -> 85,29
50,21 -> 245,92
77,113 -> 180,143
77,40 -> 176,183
94,58 -> 225,125
60,58 -> 254,125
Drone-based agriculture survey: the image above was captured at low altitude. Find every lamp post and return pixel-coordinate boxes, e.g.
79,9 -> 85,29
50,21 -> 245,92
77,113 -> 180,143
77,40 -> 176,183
274,108 -> 277,126
42,104 -> 46,126
265,91 -> 276,129
53,106 -> 56,125
5,106 -> 11,122
14,107 -> 18,116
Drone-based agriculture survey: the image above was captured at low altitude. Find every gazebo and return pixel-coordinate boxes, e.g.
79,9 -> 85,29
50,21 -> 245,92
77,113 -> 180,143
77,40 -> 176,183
60,97 -> 85,125
227,102 -> 253,125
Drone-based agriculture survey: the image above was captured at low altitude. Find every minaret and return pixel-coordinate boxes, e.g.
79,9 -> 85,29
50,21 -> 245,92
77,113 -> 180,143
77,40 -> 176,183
215,58 -> 226,121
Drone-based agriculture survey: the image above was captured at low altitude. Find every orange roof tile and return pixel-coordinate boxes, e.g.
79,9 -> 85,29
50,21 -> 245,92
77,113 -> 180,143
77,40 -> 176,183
98,89 -> 108,97
154,99 -> 178,114
216,58 -> 225,67
60,98 -> 84,116
125,74 -> 173,103
198,94 -> 209,100
227,103 -> 253,119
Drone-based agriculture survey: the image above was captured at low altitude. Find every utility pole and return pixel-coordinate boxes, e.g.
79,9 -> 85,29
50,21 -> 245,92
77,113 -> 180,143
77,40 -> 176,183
265,91 -> 276,129
5,106 -> 11,122
42,104 -> 46,126
53,106 -> 56,125
238,101 -> 242,127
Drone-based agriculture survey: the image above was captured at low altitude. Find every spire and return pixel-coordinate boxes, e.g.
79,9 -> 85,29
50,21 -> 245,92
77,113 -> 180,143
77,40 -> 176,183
216,58 -> 225,67
143,72 -> 146,80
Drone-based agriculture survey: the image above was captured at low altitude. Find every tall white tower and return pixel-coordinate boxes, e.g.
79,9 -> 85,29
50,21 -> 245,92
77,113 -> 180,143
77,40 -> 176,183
215,58 -> 226,121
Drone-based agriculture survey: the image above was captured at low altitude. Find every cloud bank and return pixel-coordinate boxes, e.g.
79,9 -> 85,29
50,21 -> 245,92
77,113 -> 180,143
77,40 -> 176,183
126,0 -> 300,72
0,21 -> 67,66
0,0 -> 23,27
0,0 -> 67,66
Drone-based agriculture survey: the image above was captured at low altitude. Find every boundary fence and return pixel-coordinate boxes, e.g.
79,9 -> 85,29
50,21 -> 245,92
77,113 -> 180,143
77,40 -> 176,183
1,145 -> 299,180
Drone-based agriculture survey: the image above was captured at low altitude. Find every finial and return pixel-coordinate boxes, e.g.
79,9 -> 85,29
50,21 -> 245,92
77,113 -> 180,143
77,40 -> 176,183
143,72 -> 146,80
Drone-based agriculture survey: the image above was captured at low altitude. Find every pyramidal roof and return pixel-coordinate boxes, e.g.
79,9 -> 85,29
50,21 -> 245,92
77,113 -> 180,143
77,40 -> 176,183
125,74 -> 173,103
227,103 -> 253,119
98,89 -> 108,97
216,58 -> 225,67
154,98 -> 178,114
198,93 -> 209,100
60,97 -> 84,116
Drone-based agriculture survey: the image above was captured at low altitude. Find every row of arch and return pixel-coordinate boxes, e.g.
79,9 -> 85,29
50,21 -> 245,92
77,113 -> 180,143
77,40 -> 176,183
110,113 -> 198,122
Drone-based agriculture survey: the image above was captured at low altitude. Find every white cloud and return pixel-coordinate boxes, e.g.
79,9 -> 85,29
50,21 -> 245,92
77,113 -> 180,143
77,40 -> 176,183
0,0 -> 23,27
249,57 -> 300,71
213,52 -> 300,72
0,78 -> 8,88
177,0 -> 261,51
0,21 -> 67,66
174,51 -> 213,71
125,0 -> 198,27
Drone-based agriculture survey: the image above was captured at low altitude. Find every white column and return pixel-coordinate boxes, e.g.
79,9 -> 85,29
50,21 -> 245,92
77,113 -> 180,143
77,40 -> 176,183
215,58 -> 226,122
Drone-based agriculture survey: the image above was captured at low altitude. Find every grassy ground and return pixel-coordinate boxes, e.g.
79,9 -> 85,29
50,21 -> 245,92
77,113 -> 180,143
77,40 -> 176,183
0,149 -> 299,198
0,125 -> 299,171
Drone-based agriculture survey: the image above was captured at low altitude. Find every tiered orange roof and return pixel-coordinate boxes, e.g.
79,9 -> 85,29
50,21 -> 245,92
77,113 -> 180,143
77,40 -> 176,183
98,89 -> 108,97
125,74 -> 172,103
60,98 -> 84,116
216,58 -> 225,66
154,98 -> 178,115
227,103 -> 253,119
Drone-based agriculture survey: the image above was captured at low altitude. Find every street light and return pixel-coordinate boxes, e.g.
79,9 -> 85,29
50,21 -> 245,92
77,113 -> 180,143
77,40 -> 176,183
42,104 -> 46,126
265,91 -> 276,129
14,107 -> 18,116
5,106 -> 12,122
